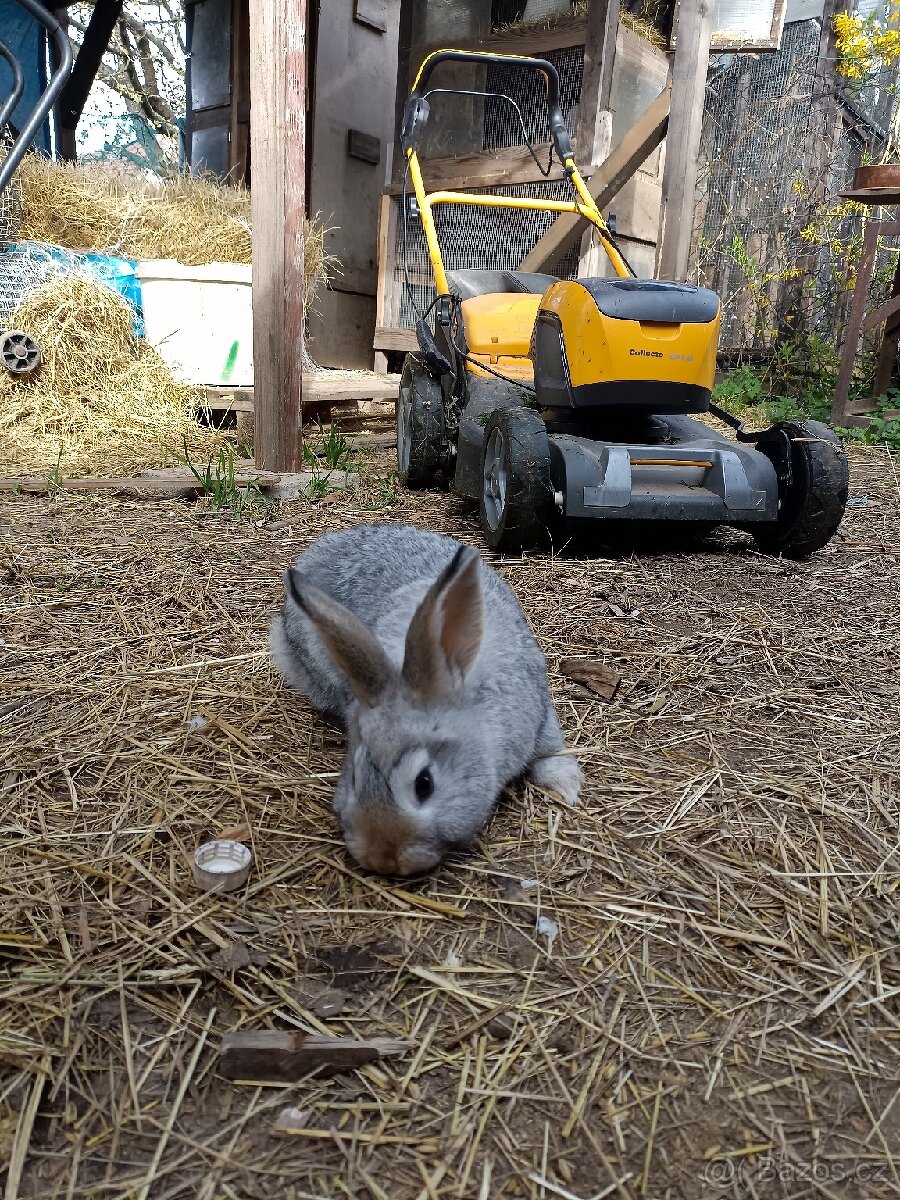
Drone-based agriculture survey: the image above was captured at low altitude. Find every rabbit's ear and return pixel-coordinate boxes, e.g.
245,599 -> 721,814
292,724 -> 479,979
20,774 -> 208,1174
402,545 -> 483,701
285,570 -> 393,706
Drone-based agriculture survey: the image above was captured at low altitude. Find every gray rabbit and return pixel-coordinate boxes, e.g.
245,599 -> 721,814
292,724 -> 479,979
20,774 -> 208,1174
269,524 -> 581,876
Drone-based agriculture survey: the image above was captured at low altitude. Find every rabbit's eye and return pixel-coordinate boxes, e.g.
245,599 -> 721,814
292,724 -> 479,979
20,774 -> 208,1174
414,767 -> 434,802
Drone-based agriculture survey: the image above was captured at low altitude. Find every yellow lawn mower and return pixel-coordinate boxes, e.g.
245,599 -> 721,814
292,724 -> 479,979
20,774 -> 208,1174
395,49 -> 849,557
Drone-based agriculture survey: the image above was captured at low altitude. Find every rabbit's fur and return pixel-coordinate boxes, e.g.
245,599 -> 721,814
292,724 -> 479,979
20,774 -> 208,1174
269,524 -> 581,875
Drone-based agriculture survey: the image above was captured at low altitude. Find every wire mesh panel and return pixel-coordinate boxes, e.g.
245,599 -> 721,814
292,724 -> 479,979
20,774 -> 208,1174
482,47 -> 584,150
696,19 -> 883,352
391,178 -> 582,327
0,129 -> 24,247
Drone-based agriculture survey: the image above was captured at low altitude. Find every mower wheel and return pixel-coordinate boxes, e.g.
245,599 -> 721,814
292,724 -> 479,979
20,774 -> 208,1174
752,420 -> 849,559
479,406 -> 553,552
1,330 -> 41,376
397,357 -> 451,488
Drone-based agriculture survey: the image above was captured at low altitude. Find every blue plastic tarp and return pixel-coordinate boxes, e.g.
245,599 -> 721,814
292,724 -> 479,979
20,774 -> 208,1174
0,0 -> 52,155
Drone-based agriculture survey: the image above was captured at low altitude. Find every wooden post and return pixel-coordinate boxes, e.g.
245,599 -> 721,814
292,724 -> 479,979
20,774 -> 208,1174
248,0 -> 306,472
575,0 -> 620,275
229,0 -> 251,184
655,0 -> 713,282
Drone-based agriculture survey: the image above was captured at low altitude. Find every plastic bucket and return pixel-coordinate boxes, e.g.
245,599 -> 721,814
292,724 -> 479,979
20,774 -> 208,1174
134,259 -> 253,386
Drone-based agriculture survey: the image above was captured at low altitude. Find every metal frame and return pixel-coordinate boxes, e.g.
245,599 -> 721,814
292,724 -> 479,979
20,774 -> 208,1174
0,0 -> 73,195
0,39 -> 26,133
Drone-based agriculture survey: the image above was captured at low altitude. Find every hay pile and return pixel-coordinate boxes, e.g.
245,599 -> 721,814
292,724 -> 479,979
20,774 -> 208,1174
493,0 -> 667,49
0,275 -> 224,477
15,155 -> 333,309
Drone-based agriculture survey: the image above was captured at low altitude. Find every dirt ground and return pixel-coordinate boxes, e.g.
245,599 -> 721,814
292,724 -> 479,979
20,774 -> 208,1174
1,444 -> 899,1200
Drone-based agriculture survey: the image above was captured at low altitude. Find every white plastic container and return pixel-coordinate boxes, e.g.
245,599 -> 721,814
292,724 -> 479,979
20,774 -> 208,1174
135,259 -> 254,386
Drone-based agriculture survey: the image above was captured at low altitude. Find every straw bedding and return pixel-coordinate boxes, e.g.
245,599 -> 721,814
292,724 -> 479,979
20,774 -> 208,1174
1,444 -> 898,1198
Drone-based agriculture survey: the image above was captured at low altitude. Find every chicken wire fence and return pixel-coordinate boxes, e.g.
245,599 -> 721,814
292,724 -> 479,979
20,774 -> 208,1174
694,18 -> 892,356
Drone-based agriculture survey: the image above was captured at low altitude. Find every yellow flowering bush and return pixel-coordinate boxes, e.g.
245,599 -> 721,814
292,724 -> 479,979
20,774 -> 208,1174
834,3 -> 900,80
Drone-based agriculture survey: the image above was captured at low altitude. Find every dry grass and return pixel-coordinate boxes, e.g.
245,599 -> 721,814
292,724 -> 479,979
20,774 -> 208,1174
1,442 -> 898,1199
14,154 -> 333,308
0,275 -> 226,478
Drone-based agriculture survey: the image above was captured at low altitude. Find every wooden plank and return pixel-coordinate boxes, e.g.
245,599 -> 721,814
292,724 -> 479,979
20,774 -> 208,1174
348,128 -> 381,164
374,326 -> 419,352
0,472 -> 282,497
350,431 -> 397,449
385,142 -> 561,195
487,19 -> 588,57
374,193 -> 394,342
203,376 -> 400,411
576,0 -> 620,275
656,0 -> 713,281
248,0 -> 305,471
517,85 -> 671,272
219,1032 -> 409,1081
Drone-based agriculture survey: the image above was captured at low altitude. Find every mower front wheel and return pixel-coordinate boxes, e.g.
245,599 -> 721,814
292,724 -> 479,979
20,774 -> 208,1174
479,406 -> 554,552
397,357 -> 451,488
752,420 -> 849,559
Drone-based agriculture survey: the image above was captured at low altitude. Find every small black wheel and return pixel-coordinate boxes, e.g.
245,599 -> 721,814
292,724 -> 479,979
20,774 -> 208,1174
396,356 -> 451,488
479,406 -> 554,552
752,420 -> 849,559
0,330 -> 41,376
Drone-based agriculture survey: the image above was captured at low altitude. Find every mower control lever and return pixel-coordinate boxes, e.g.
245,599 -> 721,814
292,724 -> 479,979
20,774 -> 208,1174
401,49 -> 574,163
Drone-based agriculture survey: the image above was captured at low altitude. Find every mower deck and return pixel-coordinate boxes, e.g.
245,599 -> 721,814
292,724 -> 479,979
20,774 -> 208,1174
548,417 -> 778,524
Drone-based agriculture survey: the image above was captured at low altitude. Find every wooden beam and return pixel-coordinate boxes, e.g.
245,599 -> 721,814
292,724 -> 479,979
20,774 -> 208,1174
575,0 -> 620,274
386,141 -> 563,195
655,0 -> 713,281
248,0 -> 306,471
517,85 -> 671,273
203,374 -> 401,411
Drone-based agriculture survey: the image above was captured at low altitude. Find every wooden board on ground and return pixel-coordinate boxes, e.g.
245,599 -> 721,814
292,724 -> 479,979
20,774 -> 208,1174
0,462 -> 357,499
219,1031 -> 409,1081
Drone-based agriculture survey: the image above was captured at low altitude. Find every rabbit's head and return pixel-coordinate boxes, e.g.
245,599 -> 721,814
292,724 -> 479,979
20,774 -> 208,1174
285,545 -> 496,875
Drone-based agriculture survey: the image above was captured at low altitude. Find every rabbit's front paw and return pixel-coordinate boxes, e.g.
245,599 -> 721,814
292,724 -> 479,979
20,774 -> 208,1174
528,753 -> 582,806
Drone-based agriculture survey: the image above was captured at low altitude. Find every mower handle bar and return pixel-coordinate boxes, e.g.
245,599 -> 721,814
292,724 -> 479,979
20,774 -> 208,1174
401,49 -> 574,164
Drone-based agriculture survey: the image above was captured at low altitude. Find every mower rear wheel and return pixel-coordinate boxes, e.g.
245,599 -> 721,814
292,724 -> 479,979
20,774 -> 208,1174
752,420 -> 849,559
396,357 -> 451,488
479,406 -> 553,552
